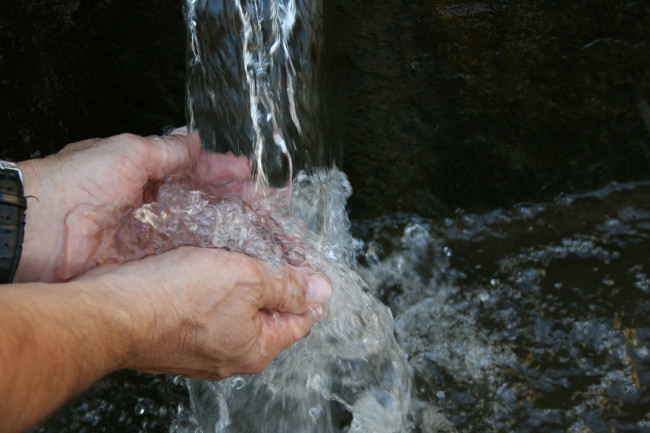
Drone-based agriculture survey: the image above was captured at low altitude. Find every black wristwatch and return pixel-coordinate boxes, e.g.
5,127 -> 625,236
0,160 -> 26,283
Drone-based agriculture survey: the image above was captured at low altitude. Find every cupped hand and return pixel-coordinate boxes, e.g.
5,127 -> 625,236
82,246 -> 331,380
14,130 -> 252,283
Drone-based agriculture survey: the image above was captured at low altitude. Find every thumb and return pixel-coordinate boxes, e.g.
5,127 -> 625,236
257,266 -> 332,359
261,264 -> 332,315
140,129 -> 202,180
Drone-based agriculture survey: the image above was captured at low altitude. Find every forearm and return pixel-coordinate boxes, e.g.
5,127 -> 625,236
0,280 -> 137,433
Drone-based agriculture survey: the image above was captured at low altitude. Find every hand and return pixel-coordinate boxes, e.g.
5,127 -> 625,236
0,246 -> 331,432
82,246 -> 331,379
14,130 -> 221,282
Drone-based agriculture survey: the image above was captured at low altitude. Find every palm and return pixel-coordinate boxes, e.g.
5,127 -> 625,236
14,132 -> 227,282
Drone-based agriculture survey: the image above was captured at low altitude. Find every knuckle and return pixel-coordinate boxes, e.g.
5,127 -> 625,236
237,254 -> 265,276
251,355 -> 272,373
115,133 -> 146,149
117,132 -> 138,141
240,350 -> 273,375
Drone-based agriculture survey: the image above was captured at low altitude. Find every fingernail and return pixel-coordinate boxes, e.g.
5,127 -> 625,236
306,275 -> 332,304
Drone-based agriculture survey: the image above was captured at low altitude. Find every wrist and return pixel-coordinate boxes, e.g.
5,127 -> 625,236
0,160 -> 27,284
16,159 -> 43,201
14,159 -> 51,283
0,279 -> 140,431
75,272 -> 159,372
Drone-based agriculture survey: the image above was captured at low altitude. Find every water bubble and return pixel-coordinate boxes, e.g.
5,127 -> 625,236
461,214 -> 476,228
231,377 -> 246,390
636,346 -> 650,358
308,405 -> 322,420
602,278 -> 615,286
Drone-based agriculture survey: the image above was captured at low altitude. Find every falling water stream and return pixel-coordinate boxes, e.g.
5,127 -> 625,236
32,1 -> 649,432
182,2 -> 412,429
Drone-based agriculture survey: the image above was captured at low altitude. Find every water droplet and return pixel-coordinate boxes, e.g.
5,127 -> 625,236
232,377 -> 246,390
308,406 -> 322,420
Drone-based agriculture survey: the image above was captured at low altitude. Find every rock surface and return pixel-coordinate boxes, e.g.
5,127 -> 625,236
2,0 -> 650,218
330,0 -> 650,217
1,0 -> 186,160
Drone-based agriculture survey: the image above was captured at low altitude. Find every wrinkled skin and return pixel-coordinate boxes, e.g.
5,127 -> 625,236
2,130 -> 332,433
12,127 -> 332,378
78,246 -> 329,380
15,129 -> 252,283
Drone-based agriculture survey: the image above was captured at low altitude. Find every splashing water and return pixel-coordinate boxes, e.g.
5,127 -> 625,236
166,1 -> 412,430
37,181 -> 650,433
95,168 -> 412,433
187,169 -> 411,433
351,182 -> 650,432
24,0 -> 650,431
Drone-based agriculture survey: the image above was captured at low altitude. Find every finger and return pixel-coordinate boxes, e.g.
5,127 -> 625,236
297,267 -> 333,305
59,138 -> 103,153
165,126 -> 252,184
260,310 -> 318,356
195,150 -> 253,184
260,265 -> 332,315
139,131 -> 203,180
72,262 -> 121,280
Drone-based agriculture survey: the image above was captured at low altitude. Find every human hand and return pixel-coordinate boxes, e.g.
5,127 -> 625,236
0,246 -> 331,433
82,246 -> 331,379
14,130 -> 248,283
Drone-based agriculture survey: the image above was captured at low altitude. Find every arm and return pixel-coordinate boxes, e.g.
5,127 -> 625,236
1,130 -> 331,432
0,247 -> 331,433
0,279 -> 130,432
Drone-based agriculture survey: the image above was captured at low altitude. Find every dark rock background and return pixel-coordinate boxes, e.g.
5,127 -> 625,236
2,0 -> 650,217
1,0 -> 186,161
330,0 -> 650,217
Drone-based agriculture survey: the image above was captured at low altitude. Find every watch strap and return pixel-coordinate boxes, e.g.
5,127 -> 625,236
0,164 -> 26,283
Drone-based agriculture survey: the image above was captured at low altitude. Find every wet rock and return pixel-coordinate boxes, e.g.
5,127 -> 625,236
0,0 -> 186,161
2,0 -> 650,218
330,0 -> 650,217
